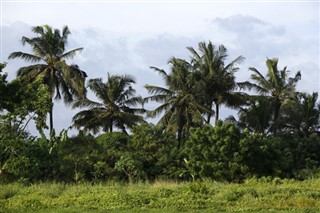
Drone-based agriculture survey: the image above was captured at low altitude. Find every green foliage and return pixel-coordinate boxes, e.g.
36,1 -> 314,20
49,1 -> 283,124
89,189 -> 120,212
128,123 -> 181,180
57,133 -> 99,183
0,74 -> 51,140
239,133 -> 287,178
0,138 -> 60,183
1,179 -> 320,212
238,96 -> 273,135
184,122 -> 244,181
115,156 -> 144,183
95,132 -> 129,180
184,121 -> 320,181
0,65 -> 53,182
279,92 -> 320,137
0,62 -> 11,111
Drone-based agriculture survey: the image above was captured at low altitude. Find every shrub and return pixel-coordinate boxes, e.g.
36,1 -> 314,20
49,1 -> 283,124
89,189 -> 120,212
128,123 -> 181,180
58,133 -> 99,182
184,122 -> 245,181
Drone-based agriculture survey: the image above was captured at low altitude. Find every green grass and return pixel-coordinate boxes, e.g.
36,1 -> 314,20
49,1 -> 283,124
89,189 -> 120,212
1,178 -> 320,212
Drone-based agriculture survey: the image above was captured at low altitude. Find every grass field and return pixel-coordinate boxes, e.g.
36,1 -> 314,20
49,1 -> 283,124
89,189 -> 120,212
1,178 -> 320,212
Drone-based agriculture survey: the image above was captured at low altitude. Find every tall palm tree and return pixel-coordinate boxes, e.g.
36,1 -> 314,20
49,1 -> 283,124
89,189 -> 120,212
72,74 -> 145,134
248,58 -> 301,133
145,58 -> 207,149
188,41 -> 246,125
8,25 -> 87,136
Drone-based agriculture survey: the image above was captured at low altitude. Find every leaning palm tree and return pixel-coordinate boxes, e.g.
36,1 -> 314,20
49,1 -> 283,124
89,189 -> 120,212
8,25 -> 87,136
145,58 -> 207,149
188,41 -> 246,125
248,58 -> 301,134
72,74 -> 145,134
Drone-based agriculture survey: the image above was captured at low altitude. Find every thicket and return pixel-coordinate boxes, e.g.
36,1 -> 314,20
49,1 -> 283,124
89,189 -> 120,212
1,122 -> 320,183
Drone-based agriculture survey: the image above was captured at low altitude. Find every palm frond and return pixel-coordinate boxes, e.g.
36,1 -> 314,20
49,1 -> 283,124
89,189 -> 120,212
72,109 -> 106,134
8,52 -> 42,63
72,98 -> 104,109
61,25 -> 71,43
144,94 -> 171,103
145,84 -> 174,95
60,48 -> 84,59
147,102 -> 171,118
237,81 -> 254,90
287,71 -> 301,88
187,46 -> 201,63
16,64 -> 47,78
150,66 -> 168,79
224,55 -> 245,72
122,96 -> 143,107
249,67 -> 271,93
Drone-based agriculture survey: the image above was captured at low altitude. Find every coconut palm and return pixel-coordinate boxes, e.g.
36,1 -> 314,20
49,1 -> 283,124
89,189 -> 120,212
72,74 -> 145,134
8,25 -> 87,136
145,58 -> 207,149
188,41 -> 246,125
248,58 -> 301,133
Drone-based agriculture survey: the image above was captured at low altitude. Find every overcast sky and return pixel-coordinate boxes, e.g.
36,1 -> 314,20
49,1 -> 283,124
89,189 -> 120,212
1,0 -> 319,136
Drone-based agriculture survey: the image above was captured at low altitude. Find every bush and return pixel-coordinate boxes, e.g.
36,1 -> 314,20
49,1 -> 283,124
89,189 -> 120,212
58,133 -> 99,183
95,132 -> 130,181
0,138 -> 59,183
128,123 -> 181,181
239,133 -> 289,178
184,122 -> 245,181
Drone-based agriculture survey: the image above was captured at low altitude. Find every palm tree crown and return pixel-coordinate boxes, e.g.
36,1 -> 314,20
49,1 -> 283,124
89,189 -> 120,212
145,58 -> 207,149
72,74 -> 145,134
248,58 -> 301,133
188,41 -> 245,125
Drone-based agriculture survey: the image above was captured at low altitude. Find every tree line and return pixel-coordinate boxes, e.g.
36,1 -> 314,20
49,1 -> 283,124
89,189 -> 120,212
0,25 -> 319,183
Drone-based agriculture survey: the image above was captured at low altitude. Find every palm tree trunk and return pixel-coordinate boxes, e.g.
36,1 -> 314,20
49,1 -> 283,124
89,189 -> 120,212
177,127 -> 182,150
205,102 -> 213,124
110,121 -> 113,133
273,100 -> 281,134
207,114 -> 211,124
215,102 -> 220,126
49,100 -> 54,139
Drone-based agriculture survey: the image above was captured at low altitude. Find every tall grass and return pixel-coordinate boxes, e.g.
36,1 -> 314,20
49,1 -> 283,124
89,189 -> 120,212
1,178 -> 320,213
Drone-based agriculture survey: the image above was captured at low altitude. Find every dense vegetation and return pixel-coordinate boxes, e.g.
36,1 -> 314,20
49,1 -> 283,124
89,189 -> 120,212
1,25 -> 320,184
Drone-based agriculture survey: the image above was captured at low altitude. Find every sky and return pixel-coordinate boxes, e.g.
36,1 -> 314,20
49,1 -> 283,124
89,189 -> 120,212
0,0 -> 319,136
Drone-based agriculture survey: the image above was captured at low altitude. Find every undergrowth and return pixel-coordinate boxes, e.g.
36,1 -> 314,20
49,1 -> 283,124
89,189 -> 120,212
1,178 -> 320,212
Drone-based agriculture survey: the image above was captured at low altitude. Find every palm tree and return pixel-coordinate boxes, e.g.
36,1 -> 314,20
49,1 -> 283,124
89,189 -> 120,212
145,58 -> 207,149
248,58 -> 301,133
188,41 -> 246,125
238,96 -> 273,135
72,74 -> 145,134
8,25 -> 87,136
279,92 -> 320,137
